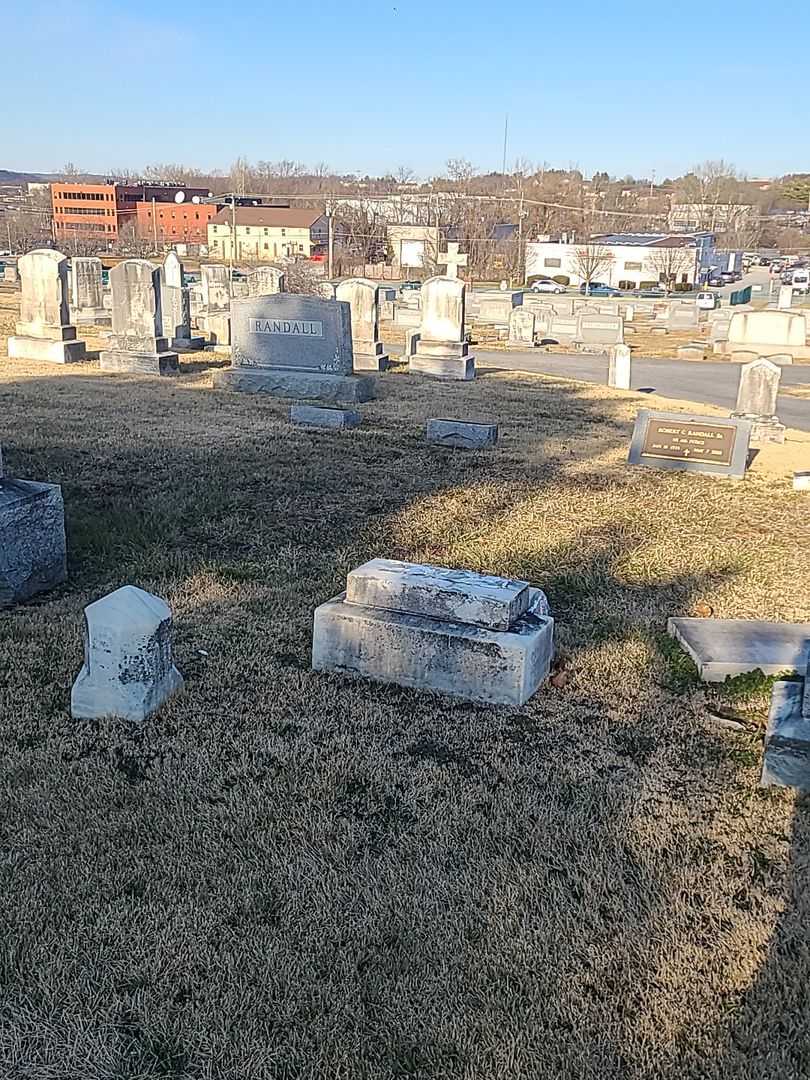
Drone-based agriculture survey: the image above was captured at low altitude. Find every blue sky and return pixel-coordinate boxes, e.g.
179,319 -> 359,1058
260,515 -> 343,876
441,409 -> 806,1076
5,0 -> 809,179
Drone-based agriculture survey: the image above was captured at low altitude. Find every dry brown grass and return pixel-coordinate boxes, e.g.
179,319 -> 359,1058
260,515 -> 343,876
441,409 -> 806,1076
1,318 -> 810,1078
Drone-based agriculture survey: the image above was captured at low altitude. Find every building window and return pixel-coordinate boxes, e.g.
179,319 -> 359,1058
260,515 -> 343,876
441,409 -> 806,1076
264,242 -> 269,250
281,228 -> 286,237
544,258 -> 561,268
245,227 -> 251,234
624,261 -> 642,271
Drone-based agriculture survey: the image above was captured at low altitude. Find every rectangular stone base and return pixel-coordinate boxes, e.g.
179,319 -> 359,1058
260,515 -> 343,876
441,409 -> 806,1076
213,367 -> 375,403
0,479 -> 67,607
171,336 -> 207,351
761,681 -> 810,791
7,336 -> 87,364
354,352 -> 390,372
409,354 -> 475,381
750,420 -> 786,444
290,405 -> 361,430
72,309 -> 112,325
312,592 -> 554,706
99,349 -> 180,375
668,617 -> 810,682
426,418 -> 498,449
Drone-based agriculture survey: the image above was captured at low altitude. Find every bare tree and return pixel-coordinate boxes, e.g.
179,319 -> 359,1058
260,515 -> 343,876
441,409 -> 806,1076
395,165 -> 416,185
570,243 -> 615,293
644,245 -> 697,292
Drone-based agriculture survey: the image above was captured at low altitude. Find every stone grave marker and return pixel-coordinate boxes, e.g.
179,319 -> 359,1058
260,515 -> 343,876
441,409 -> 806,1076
0,445 -> 67,607
213,293 -> 374,403
761,662 -> 810,791
248,266 -> 286,296
508,307 -> 536,346
437,242 -> 468,280
667,303 -> 699,331
628,409 -> 752,479
777,285 -> 794,310
7,248 -> 87,363
335,278 -> 390,371
160,252 -> 205,351
732,357 -> 785,443
69,256 -> 110,325
668,617 -> 810,682
608,344 -> 631,389
99,259 -> 179,375
199,264 -> 231,345
71,585 -> 184,722
312,559 -> 554,706
290,405 -> 361,430
410,276 -> 474,380
723,310 -> 808,361
575,313 -> 624,351
426,419 -> 498,449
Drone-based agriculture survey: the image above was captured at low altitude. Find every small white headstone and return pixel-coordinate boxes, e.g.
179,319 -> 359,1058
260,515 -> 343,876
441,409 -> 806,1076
71,585 -> 184,722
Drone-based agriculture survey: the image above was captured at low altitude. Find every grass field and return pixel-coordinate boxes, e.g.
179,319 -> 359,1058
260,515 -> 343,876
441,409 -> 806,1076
2,310 -> 810,1078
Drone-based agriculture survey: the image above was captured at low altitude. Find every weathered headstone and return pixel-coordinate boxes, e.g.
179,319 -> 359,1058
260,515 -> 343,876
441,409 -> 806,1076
410,276 -> 474,380
335,278 -> 389,372
247,266 -> 286,296
794,471 -> 810,492
199,264 -> 231,345
312,559 -> 554,706
426,419 -> 498,449
0,446 -> 67,607
508,307 -> 536,346
69,256 -> 110,325
724,310 -> 808,360
628,410 -> 752,479
761,662 -> 810,791
160,252 -> 205,351
99,260 -> 180,375
290,405 -> 361,430
667,303 -> 699,331
608,344 -> 631,389
213,294 -> 375,403
669,617 -> 810,682
7,249 -> 87,363
575,313 -> 624,351
732,357 -> 785,444
71,585 -> 184,722
477,294 -> 516,325
777,285 -> 794,310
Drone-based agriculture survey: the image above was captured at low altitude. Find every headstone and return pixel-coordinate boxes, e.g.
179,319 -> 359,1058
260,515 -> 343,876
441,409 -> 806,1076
69,256 -> 110,325
213,294 -> 375,403
410,276 -> 474,381
378,287 -> 396,321
247,266 -> 286,296
160,252 -> 205,351
437,242 -> 468,280
318,281 -> 337,300
477,295 -> 516,325
335,278 -> 389,372
761,666 -> 810,791
99,259 -> 179,375
290,405 -> 361,430
4,265 -> 18,284
668,617 -> 810,682
778,285 -> 794,310
394,305 -> 421,328
667,304 -> 699,331
312,559 -> 554,706
732,357 -> 785,444
547,314 -> 579,343
71,585 -> 184,723
794,471 -> 810,492
677,343 -> 705,360
608,344 -> 631,389
628,410 -> 752,479
575,313 -> 624,351
7,249 -> 87,364
426,419 -> 498,449
724,310 -> 808,360
508,307 -> 536,346
405,328 -> 421,357
199,264 -> 231,345
0,446 -> 67,607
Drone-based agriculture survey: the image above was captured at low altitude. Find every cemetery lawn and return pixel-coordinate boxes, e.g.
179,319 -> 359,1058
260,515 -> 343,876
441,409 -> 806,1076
2,348 -> 810,1079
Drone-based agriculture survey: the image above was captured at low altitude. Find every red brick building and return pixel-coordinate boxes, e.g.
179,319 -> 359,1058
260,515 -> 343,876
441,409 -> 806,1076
52,181 -> 213,247
135,199 -> 216,245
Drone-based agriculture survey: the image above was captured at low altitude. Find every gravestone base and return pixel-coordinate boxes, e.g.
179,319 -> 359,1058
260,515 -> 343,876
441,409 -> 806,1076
7,336 -> 87,364
749,419 -> 786,444
574,341 -> 611,354
99,348 -> 180,375
213,367 -> 375,403
290,405 -> 361,430
171,335 -> 206,351
354,350 -> 390,372
410,340 -> 475,380
761,682 -> 810,791
313,587 -> 553,707
72,307 -> 111,326
0,479 -> 67,607
426,419 -> 498,449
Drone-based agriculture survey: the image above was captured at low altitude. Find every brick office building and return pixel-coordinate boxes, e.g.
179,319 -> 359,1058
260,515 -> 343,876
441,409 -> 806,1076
135,198 -> 216,246
52,181 -> 213,247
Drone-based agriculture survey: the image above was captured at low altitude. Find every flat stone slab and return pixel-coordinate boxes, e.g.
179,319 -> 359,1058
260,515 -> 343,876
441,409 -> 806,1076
7,336 -> 87,364
290,406 -> 361,430
668,617 -> 810,682
761,681 -> 810,791
353,352 -> 390,372
794,472 -> 810,491
409,355 -> 475,381
99,349 -> 180,375
213,367 -> 375,403
0,479 -> 67,607
426,419 -> 498,450
346,559 -> 532,631
171,335 -> 206,351
312,587 -> 553,706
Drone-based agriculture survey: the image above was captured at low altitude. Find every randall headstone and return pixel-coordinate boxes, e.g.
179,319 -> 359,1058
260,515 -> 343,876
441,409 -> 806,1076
410,275 -> 475,380
99,259 -> 180,375
335,277 -> 390,371
7,248 -> 87,363
213,294 -> 375,403
732,357 -> 785,444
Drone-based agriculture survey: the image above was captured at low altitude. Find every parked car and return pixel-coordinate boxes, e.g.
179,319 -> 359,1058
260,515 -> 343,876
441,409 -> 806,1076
791,268 -> 810,294
585,284 -> 622,297
400,280 -> 421,292
531,279 -> 566,294
634,286 -> 667,298
719,271 -> 739,285
696,291 -> 719,310
579,281 -> 609,294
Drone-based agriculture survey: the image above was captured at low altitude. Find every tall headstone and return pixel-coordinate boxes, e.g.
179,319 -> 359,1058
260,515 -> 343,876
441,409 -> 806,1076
732,357 -> 785,443
778,285 -> 794,310
99,259 -> 180,375
160,252 -> 204,350
69,256 -> 109,325
199,264 -> 231,345
248,266 -> 286,296
508,307 -> 536,346
335,278 -> 389,371
0,445 -> 67,607
71,586 -> 185,723
213,293 -> 375,403
410,276 -> 475,380
7,249 -> 87,363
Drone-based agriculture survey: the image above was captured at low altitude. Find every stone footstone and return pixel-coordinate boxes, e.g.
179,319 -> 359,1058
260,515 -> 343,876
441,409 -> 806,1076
668,617 -> 810,682
214,367 -> 374,403
7,336 -> 87,364
426,419 -> 498,449
71,585 -> 184,723
313,559 -> 554,706
794,472 -> 810,492
99,347 -> 180,375
290,405 -> 361,430
409,353 -> 475,380
0,476 -> 67,607
761,675 -> 810,791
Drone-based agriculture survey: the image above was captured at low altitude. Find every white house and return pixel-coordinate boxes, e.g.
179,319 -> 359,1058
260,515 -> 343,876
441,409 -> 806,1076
525,233 -> 716,290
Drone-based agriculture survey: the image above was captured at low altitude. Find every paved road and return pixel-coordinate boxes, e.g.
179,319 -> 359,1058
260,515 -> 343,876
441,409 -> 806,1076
473,350 -> 810,432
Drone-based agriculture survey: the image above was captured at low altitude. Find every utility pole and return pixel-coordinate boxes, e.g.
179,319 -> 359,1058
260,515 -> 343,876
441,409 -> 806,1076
326,200 -> 334,280
501,114 -> 509,186
152,197 -> 158,252
229,195 -> 236,296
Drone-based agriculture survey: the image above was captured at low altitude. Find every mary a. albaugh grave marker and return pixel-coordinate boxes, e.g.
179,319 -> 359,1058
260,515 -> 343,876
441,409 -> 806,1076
628,410 -> 752,479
